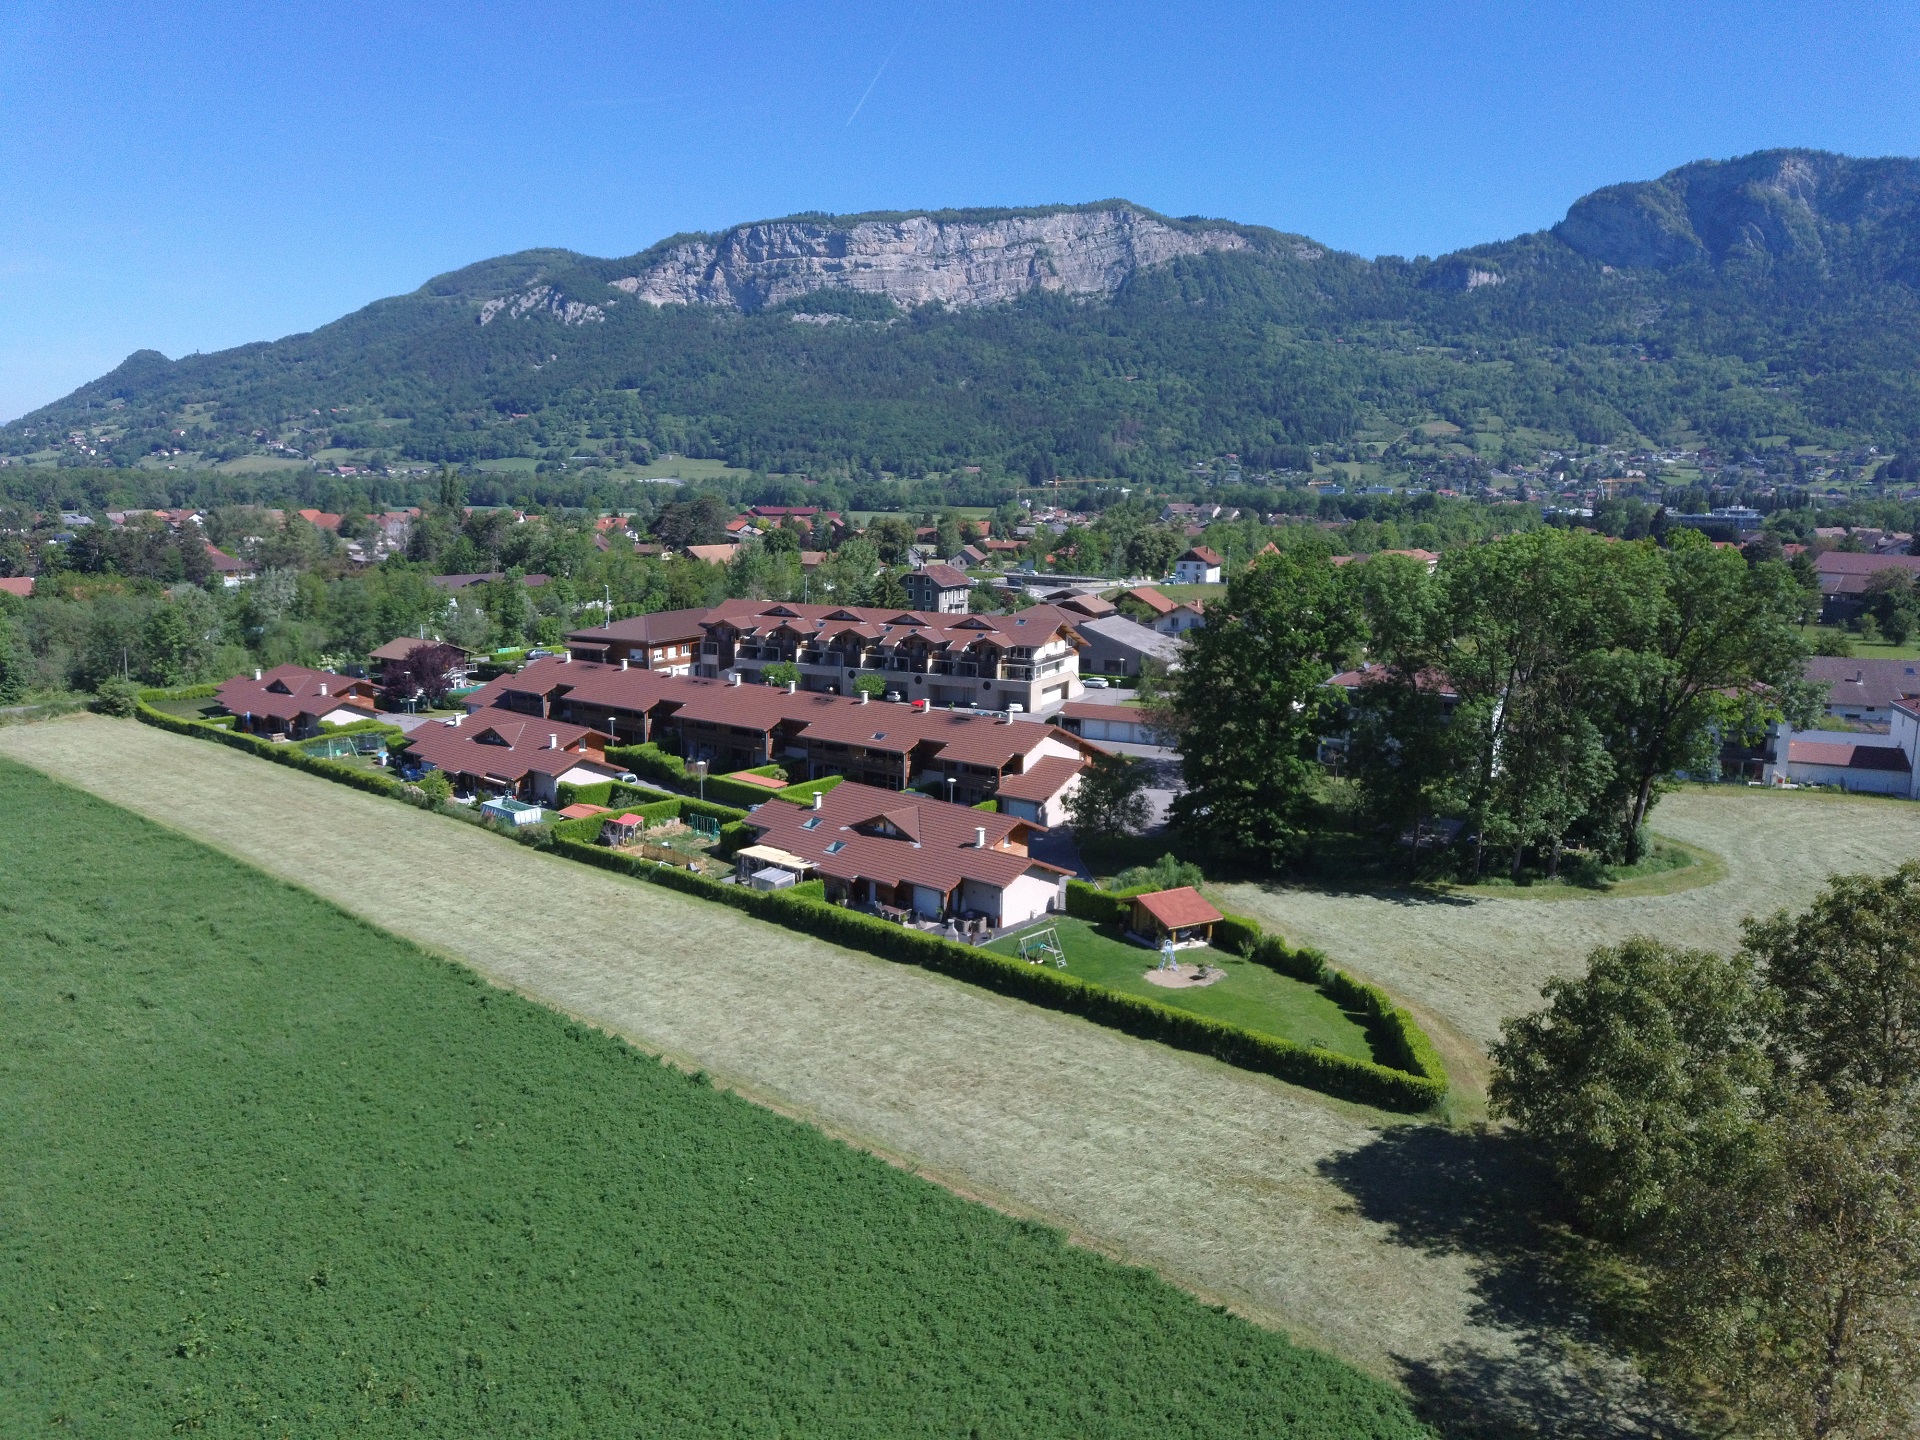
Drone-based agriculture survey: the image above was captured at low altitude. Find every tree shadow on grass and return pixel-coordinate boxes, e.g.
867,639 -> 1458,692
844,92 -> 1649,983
1317,1127 -> 1688,1440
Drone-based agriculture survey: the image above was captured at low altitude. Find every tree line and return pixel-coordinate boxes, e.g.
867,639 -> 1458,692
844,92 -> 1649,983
1164,527 -> 1817,873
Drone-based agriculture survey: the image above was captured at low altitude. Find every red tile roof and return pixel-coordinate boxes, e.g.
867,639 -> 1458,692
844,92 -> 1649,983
0,576 -> 34,598
744,781 -> 1068,896
993,754 -> 1086,803
1132,887 -> 1223,930
1180,547 -> 1224,566
1121,586 -> 1176,615
401,715 -> 612,784
214,665 -> 378,725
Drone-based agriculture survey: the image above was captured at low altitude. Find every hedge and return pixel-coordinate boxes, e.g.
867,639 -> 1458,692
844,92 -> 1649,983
770,775 -> 843,806
132,683 -> 1447,1111
602,742 -> 687,788
551,834 -> 1443,1110
134,697 -> 408,802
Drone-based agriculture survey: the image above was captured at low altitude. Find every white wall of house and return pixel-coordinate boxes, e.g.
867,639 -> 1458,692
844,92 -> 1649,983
910,883 -> 948,918
998,869 -> 1063,927
1783,761 -> 1910,796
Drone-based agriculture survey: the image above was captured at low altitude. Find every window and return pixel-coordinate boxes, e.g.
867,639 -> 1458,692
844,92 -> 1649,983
801,816 -> 823,830
824,840 -> 847,854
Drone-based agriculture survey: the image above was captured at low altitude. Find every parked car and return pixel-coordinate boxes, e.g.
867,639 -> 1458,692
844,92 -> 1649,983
1083,675 -> 1110,689
527,648 -> 554,659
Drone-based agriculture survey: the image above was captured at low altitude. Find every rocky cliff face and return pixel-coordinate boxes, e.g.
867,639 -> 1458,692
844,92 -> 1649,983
1553,149 -> 1920,270
607,207 -> 1250,311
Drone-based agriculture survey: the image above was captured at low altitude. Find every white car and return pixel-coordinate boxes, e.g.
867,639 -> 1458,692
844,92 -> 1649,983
1083,676 -> 1110,689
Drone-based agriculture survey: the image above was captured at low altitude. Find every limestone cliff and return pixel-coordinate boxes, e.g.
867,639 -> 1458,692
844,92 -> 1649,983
606,206 -> 1250,311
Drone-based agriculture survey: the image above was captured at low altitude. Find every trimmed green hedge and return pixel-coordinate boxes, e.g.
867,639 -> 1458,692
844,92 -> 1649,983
552,836 -> 1442,1110
134,697 -> 408,802
770,775 -> 843,806
133,683 -> 1446,1111
603,742 -> 687,788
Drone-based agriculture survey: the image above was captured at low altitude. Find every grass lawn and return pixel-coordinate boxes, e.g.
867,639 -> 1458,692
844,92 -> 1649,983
1152,582 -> 1227,603
1447,837 -> 1724,902
987,916 -> 1376,1063
0,758 -> 1427,1439
1800,622 -> 1920,660
144,695 -> 227,722
1221,785 -> 1920,1047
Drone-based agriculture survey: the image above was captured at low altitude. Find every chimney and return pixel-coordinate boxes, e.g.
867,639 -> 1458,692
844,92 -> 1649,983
318,681 -> 328,696
252,667 -> 262,681
548,732 -> 559,749
729,671 -> 741,687
620,657 -> 629,671
974,825 -> 987,848
787,681 -> 797,694
860,690 -> 870,704
811,790 -> 824,811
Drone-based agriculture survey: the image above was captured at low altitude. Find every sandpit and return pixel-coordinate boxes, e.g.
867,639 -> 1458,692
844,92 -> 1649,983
1142,962 -> 1224,990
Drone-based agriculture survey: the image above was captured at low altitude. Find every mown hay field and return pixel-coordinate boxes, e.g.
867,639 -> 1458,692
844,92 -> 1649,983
0,760 -> 1430,1438
1220,787 -> 1920,1046
0,716 -> 1638,1432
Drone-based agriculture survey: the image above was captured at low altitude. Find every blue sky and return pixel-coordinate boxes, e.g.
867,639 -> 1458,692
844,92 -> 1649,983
2,0 -> 1916,421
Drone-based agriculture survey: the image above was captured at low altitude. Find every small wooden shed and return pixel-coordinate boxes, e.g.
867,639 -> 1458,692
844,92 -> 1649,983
1130,886 -> 1223,946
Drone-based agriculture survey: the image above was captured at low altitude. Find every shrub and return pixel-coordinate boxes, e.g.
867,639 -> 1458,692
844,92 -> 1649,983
91,678 -> 144,717
418,770 -> 453,807
1111,853 -> 1206,892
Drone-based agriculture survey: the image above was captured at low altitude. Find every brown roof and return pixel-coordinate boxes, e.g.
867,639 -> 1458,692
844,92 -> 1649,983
214,665 -> 378,724
204,543 -> 253,574
743,781 -> 1068,896
401,715 -> 612,783
1180,547 -> 1224,566
1812,552 -> 1920,596
917,563 -> 971,588
1787,740 -> 1911,772
556,803 -> 612,819
429,572 -> 551,591
993,754 -> 1086,803
686,544 -> 741,565
1121,586 -> 1176,615
370,636 -> 472,663
1132,886 -> 1223,930
566,608 -> 712,648
0,576 -> 34,597
1804,656 -> 1920,710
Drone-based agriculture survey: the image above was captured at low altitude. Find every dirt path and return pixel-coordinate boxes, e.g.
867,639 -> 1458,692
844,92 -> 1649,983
1220,789 -> 1920,1047
0,717 -> 1660,1434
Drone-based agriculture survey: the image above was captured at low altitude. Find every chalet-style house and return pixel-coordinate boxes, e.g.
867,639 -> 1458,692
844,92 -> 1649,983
1172,547 -> 1223,584
459,656 -> 1100,809
739,781 -> 1071,926
215,665 -> 379,738
369,637 -> 474,691
399,715 -> 621,805
563,608 -> 709,672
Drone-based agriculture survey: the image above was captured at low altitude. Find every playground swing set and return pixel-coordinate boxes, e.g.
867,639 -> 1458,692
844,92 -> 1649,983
1016,926 -> 1067,968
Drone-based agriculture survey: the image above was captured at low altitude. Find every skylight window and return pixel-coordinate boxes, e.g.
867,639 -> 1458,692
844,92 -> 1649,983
871,732 -> 887,740
801,816 -> 823,830
824,840 -> 847,854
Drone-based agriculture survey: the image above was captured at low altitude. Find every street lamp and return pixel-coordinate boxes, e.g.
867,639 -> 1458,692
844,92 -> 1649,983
944,774 -> 956,806
691,759 -> 708,803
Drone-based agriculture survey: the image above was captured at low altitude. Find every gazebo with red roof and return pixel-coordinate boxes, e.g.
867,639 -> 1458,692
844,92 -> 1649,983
1129,886 -> 1223,946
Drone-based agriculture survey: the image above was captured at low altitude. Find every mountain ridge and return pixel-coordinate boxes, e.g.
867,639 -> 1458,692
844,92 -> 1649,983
15,149 -> 1920,482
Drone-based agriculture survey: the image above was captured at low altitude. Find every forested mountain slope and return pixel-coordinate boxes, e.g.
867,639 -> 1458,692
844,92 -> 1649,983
13,149 -> 1920,482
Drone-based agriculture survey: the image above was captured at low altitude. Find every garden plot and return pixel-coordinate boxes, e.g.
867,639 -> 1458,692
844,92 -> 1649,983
1219,787 -> 1920,1047
0,715 -> 1664,1430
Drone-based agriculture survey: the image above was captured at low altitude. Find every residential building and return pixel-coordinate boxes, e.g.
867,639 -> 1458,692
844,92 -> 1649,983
1804,656 -> 1920,728
1764,723 -> 1913,796
903,563 -> 972,614
1172,547 -> 1223,584
215,665 -> 379,738
738,781 -> 1070,927
0,577 -> 34,598
1073,614 -> 1184,679
400,714 -> 622,806
1811,552 -> 1920,622
204,543 -> 256,587
460,656 -> 1100,803
564,608 -> 710,672
369,637 -> 475,692
695,599 -> 1085,713
429,572 -> 551,593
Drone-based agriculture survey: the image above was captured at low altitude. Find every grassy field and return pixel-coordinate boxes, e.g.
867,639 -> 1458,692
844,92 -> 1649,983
1221,787 -> 1920,1046
0,760 -> 1431,1438
0,717 -> 1661,1432
988,918 -> 1375,1063
1799,622 -> 1920,660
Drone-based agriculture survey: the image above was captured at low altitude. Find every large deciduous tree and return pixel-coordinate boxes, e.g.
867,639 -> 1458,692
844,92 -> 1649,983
1170,549 -> 1356,864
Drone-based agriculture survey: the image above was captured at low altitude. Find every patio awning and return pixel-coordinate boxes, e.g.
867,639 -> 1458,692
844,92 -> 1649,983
735,844 -> 813,872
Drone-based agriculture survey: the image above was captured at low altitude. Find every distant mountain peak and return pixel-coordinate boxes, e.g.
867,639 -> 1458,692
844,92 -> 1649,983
1554,147 -> 1920,270
598,203 -> 1252,312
